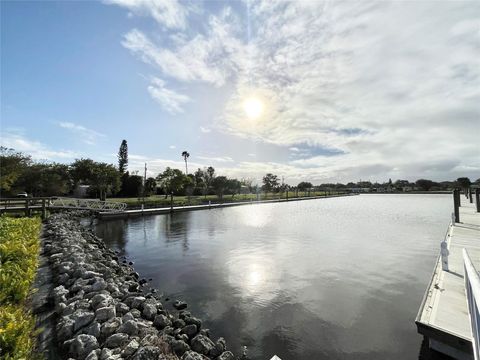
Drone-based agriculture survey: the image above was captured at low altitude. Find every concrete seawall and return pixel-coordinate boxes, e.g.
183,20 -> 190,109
98,193 -> 357,220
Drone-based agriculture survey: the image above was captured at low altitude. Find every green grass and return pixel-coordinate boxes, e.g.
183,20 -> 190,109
0,216 -> 41,360
109,191 -> 344,209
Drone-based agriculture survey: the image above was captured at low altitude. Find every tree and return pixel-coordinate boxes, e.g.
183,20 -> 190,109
456,177 -> 471,189
156,167 -> 186,195
226,178 -> 242,198
297,182 -> 313,191
415,179 -> 437,191
0,147 -> 31,193
89,163 -> 121,200
201,166 -> 215,198
181,151 -> 190,175
118,140 -> 128,174
212,176 -> 228,200
144,177 -> 157,196
18,163 -> 71,197
262,173 -> 279,194
71,159 -> 120,199
120,174 -> 143,197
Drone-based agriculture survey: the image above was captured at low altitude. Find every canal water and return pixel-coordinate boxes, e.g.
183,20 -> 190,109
94,194 -> 452,360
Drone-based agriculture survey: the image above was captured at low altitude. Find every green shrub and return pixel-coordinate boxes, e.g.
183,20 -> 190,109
0,217 -> 41,359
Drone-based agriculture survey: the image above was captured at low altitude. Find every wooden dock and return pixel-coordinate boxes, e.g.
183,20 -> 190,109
416,191 -> 480,359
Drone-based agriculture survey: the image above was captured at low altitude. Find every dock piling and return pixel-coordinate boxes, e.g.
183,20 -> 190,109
475,190 -> 480,213
453,189 -> 460,223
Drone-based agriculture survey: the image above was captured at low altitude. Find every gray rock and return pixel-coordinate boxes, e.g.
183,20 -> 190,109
66,334 -> 98,360
122,339 -> 140,357
191,335 -> 215,355
57,317 -> 75,341
181,351 -> 206,360
210,337 -> 226,357
86,321 -> 101,338
173,300 -> 187,310
100,317 -> 122,337
71,278 -> 91,293
130,296 -> 146,310
122,312 -> 135,322
172,340 -> 190,356
181,324 -> 197,338
53,285 -> 69,303
117,320 -> 139,336
73,309 -> 95,332
153,314 -> 171,329
131,309 -> 141,318
185,316 -> 202,329
173,318 -> 186,329
132,346 -> 161,360
89,278 -> 107,292
115,302 -> 130,315
83,270 -> 102,279
104,332 -> 129,348
85,349 -> 100,360
95,306 -> 116,322
216,351 -> 235,360
91,294 -> 113,310
142,303 -> 157,320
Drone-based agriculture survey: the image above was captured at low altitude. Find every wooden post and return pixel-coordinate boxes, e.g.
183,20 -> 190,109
470,188 -> 473,204
453,189 -> 460,223
24,198 -> 29,217
476,190 -> 480,213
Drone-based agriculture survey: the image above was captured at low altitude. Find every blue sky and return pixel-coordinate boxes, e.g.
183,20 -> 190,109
1,0 -> 479,183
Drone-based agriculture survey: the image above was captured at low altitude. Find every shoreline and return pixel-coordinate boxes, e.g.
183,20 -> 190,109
98,193 -> 357,220
33,212 -> 236,360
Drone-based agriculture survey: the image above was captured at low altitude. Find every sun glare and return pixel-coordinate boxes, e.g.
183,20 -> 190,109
243,97 -> 264,119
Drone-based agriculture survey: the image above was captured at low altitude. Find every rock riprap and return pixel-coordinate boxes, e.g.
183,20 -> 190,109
42,212 -> 236,360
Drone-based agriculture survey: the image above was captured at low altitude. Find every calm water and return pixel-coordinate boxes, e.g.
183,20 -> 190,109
94,194 -> 452,360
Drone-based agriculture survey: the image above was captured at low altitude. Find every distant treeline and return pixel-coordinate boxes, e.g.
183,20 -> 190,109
1,145 -> 478,200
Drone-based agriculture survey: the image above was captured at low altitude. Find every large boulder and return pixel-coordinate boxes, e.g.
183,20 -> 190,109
191,335 -> 215,355
66,334 -> 99,360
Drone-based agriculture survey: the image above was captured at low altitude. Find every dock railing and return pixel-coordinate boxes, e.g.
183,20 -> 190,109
463,248 -> 480,360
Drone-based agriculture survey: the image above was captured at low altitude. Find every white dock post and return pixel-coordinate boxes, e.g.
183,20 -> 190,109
441,241 -> 449,271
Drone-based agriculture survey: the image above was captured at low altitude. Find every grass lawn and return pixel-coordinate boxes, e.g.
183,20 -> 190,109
0,216 -> 42,359
108,191 -> 342,209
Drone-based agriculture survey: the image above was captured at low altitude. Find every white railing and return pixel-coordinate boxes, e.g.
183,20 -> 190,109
50,197 -> 127,212
463,248 -> 480,360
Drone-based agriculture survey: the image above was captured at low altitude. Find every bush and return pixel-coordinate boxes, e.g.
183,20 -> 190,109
0,216 -> 41,359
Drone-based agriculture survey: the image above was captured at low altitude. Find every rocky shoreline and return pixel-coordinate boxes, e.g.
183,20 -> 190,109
33,212 -> 236,360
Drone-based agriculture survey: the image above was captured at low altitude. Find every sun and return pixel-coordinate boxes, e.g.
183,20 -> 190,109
243,97 -> 264,119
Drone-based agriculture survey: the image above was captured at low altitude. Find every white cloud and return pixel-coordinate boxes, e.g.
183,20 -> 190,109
114,1 -> 480,181
147,77 -> 190,113
121,7 -> 243,86
57,121 -> 106,145
169,145 -> 176,149
104,0 -> 190,29
199,126 -> 211,133
0,131 -> 78,160
197,155 -> 234,163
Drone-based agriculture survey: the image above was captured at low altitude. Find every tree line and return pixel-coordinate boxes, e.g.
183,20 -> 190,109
1,142 -> 478,200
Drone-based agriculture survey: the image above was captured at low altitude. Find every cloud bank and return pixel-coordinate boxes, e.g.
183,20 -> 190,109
107,1 -> 480,182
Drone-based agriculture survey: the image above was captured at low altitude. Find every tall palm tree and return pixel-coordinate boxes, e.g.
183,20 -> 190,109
181,151 -> 190,175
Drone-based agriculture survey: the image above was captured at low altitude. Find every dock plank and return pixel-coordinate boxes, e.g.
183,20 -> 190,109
416,199 -> 480,358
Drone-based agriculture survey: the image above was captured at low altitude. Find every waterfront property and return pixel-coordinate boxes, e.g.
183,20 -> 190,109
416,190 -> 480,359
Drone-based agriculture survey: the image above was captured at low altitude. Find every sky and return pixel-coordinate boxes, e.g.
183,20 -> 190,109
1,0 -> 479,184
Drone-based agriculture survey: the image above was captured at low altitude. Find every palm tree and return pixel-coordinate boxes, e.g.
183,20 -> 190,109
181,151 -> 190,175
